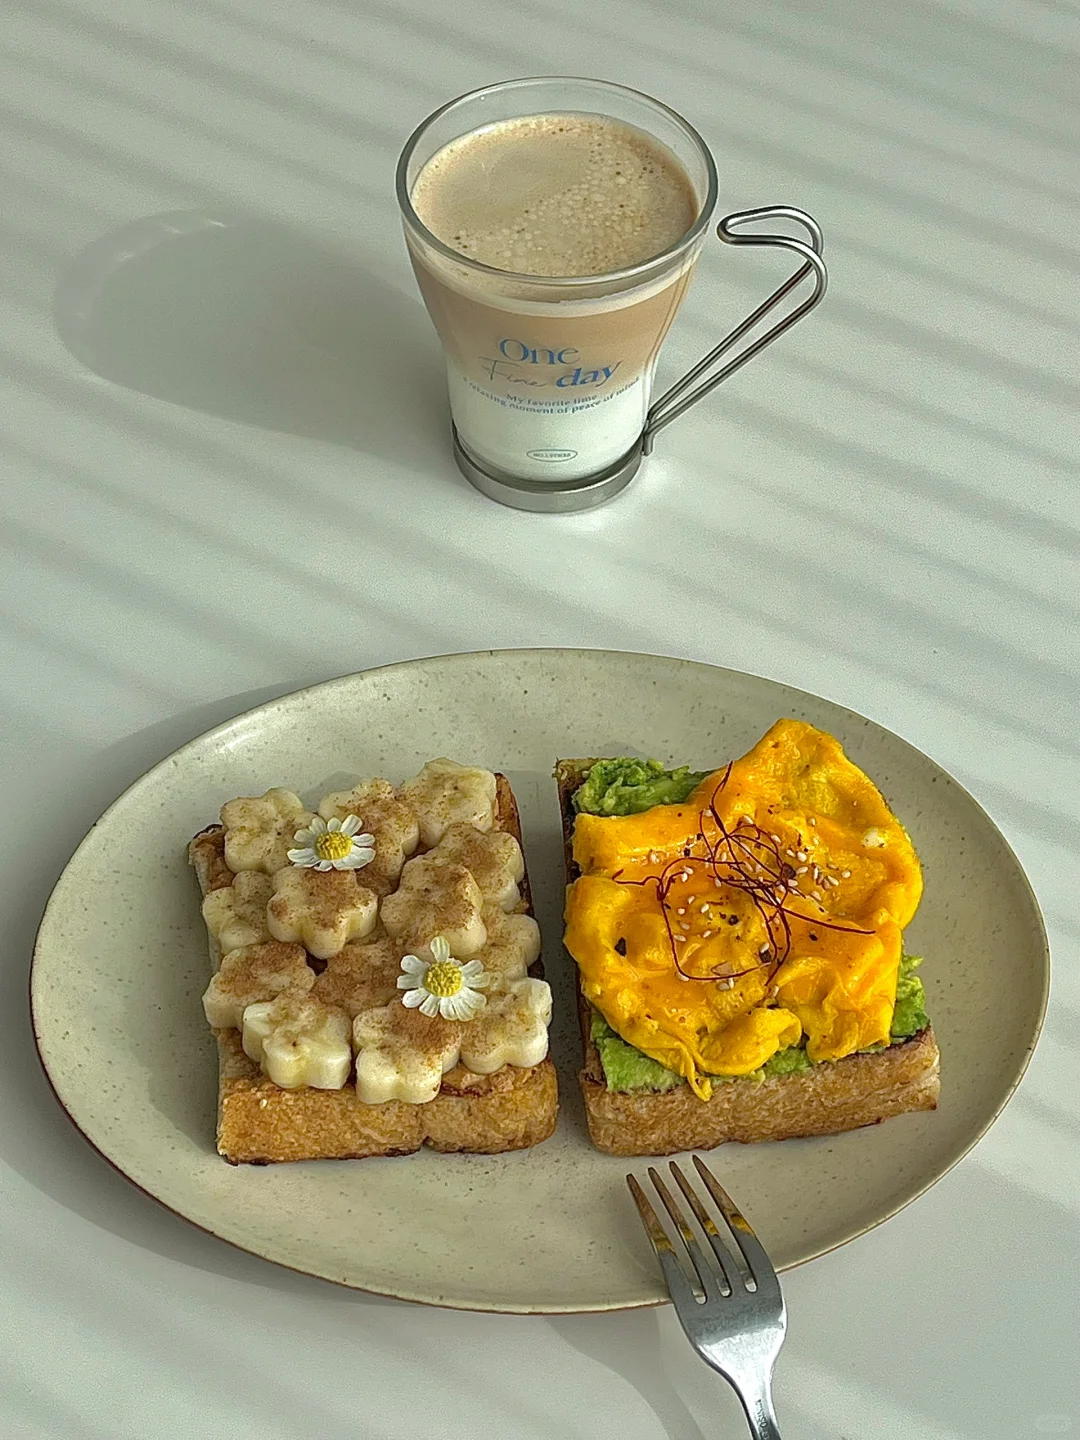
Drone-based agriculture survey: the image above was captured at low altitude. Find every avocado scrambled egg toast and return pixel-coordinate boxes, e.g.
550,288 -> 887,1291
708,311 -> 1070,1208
564,719 -> 928,1101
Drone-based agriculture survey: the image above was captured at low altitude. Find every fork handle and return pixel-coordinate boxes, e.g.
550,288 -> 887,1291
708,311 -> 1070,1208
734,1377 -> 783,1440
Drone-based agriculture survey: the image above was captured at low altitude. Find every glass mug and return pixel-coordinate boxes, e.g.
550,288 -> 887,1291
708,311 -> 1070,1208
397,77 -> 826,513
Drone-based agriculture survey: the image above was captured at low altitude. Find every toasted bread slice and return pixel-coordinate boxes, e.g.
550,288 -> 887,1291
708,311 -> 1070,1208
556,759 -> 940,1156
191,774 -> 557,1163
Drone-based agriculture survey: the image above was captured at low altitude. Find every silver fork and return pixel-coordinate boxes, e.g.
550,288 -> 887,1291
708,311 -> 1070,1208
627,1155 -> 787,1440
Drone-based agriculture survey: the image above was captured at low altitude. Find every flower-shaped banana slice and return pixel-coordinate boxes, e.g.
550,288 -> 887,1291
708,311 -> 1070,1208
457,977 -> 552,1075
472,907 -> 542,982
267,867 -> 378,959
312,933 -> 403,1018
428,823 -> 524,912
379,855 -> 487,957
221,788 -> 314,874
351,972 -> 552,1103
318,778 -> 420,894
202,941 -> 314,1029
353,1005 -> 464,1105
201,871 -> 274,955
242,991 -> 352,1090
396,758 -> 497,847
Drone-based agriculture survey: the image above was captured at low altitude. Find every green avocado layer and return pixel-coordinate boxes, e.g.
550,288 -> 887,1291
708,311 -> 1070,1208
572,757 -> 710,817
589,956 -> 928,1093
592,1011 -> 685,1092
890,954 -> 929,1038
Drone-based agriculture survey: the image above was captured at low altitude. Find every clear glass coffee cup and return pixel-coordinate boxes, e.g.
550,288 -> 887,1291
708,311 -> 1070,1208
397,77 -> 826,513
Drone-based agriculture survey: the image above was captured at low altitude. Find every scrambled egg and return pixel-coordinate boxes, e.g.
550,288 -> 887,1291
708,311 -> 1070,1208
563,719 -> 923,1099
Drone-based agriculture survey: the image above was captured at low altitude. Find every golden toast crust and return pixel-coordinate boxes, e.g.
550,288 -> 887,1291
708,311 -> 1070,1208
191,773 -> 557,1163
555,758 -> 941,1156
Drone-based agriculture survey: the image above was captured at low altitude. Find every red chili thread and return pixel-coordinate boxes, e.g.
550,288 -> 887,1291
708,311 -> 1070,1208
612,770 -> 872,985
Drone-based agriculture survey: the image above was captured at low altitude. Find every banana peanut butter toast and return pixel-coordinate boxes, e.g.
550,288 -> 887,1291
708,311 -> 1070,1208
189,759 -> 557,1163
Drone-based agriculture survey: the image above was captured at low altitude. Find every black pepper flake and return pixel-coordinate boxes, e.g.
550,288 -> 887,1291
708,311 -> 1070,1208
614,937 -> 627,956
809,932 -> 819,942
727,914 -> 739,926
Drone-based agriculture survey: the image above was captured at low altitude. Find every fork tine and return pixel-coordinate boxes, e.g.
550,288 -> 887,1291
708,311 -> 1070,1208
692,1155 -> 780,1294
626,1175 -> 698,1310
646,1166 -> 716,1297
669,1161 -> 736,1293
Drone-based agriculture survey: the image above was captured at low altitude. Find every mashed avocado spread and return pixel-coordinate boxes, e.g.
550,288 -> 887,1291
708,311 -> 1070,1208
573,757 -> 710,816
593,956 -> 933,1088
590,953 -> 927,1092
590,1010 -> 812,1090
574,758 -> 929,1092
891,954 -> 928,1038
591,1011 -> 684,1091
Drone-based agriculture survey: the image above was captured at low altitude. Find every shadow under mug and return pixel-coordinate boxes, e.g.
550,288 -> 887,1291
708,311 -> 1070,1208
397,77 -> 827,513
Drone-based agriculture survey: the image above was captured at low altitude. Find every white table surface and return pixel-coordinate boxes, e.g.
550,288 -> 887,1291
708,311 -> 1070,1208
2,0 -> 1078,1435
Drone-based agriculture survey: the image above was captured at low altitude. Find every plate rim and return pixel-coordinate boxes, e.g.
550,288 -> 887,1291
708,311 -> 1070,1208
29,647 -> 1051,1312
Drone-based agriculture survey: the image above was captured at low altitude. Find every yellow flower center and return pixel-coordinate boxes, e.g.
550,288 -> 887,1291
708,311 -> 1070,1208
424,960 -> 463,998
314,830 -> 353,862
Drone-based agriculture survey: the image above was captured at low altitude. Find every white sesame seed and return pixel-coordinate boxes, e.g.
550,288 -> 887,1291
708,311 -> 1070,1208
770,834 -> 781,843
796,851 -> 807,862
785,848 -> 795,858
680,922 -> 690,931
808,817 -> 816,826
842,869 -> 851,878
675,934 -> 686,943
796,865 -> 808,875
770,984 -> 779,997
812,889 -> 823,901
703,930 -> 712,938
677,907 -> 686,915
259,1098 -> 269,1109
700,903 -> 710,913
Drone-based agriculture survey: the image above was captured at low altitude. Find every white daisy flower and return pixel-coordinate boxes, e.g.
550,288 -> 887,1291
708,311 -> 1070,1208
396,935 -> 490,1020
287,814 -> 376,872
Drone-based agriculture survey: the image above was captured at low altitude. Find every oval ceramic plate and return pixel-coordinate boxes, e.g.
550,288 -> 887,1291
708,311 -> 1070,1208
32,651 -> 1048,1312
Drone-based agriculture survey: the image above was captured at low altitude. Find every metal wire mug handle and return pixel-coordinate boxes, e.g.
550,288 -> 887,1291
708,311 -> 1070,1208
642,206 -> 827,454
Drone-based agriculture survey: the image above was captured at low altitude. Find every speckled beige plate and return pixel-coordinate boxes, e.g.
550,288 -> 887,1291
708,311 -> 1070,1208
31,650 -> 1048,1312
